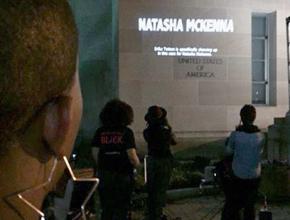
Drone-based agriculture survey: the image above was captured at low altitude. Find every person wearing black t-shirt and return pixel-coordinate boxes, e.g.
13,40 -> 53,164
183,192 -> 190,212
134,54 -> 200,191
91,99 -> 140,220
143,106 -> 177,220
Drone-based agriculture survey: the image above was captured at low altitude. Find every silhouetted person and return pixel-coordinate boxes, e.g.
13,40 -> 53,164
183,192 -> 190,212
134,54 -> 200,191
144,106 -> 177,220
91,99 -> 140,220
221,104 -> 264,220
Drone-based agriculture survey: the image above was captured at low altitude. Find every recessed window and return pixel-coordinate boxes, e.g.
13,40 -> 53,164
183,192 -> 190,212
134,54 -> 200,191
252,15 -> 268,104
251,12 -> 277,106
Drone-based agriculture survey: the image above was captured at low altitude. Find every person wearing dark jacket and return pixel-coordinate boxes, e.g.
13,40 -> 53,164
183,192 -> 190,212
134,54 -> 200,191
91,99 -> 140,220
143,106 -> 177,220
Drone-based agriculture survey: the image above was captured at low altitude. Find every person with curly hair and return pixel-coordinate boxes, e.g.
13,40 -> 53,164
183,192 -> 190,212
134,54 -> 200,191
91,99 -> 140,220
221,104 -> 265,220
143,106 -> 177,220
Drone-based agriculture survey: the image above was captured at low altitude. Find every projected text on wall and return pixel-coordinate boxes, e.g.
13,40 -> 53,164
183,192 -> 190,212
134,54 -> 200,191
138,18 -> 234,33
154,46 -> 218,57
138,17 -> 234,57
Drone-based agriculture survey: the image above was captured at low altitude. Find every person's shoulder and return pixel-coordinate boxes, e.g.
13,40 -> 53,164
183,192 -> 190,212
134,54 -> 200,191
124,126 -> 134,134
149,124 -> 170,134
230,130 -> 237,134
93,126 -> 101,134
161,125 -> 170,130
144,125 -> 157,131
229,130 -> 237,137
160,125 -> 172,135
95,126 -> 105,133
242,131 -> 264,142
143,126 -> 149,134
255,131 -> 265,139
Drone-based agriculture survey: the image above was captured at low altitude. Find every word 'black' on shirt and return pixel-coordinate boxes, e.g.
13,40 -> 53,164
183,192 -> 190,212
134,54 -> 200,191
92,126 -> 136,175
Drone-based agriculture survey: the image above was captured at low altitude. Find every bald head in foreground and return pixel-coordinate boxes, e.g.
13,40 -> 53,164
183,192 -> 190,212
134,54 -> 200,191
0,0 -> 82,219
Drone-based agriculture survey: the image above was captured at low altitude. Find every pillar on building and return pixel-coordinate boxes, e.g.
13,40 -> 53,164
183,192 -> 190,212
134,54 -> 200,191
267,16 -> 290,164
267,117 -> 290,163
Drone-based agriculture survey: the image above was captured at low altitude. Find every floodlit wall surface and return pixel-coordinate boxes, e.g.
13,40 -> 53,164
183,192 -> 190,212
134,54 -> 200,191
119,0 -> 290,137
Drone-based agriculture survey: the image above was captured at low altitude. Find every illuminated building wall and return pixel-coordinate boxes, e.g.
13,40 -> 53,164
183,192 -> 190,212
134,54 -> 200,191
119,0 -> 290,138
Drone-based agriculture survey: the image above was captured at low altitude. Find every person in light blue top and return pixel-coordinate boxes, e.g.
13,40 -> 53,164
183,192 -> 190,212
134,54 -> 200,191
221,104 -> 265,220
226,125 -> 264,179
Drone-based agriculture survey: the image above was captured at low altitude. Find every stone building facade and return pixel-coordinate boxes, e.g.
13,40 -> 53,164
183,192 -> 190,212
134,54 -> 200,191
119,0 -> 290,141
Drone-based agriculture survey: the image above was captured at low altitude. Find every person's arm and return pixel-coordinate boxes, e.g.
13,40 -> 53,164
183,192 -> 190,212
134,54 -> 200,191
170,131 -> 177,145
259,133 -> 266,154
127,148 -> 140,168
91,147 -> 99,165
225,132 -> 235,156
143,128 -> 149,143
124,128 -> 140,167
164,120 -> 177,146
91,129 -> 100,169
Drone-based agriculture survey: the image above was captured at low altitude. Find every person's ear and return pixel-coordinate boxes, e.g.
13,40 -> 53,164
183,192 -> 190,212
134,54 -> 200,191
43,96 -> 72,159
19,96 -> 72,162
